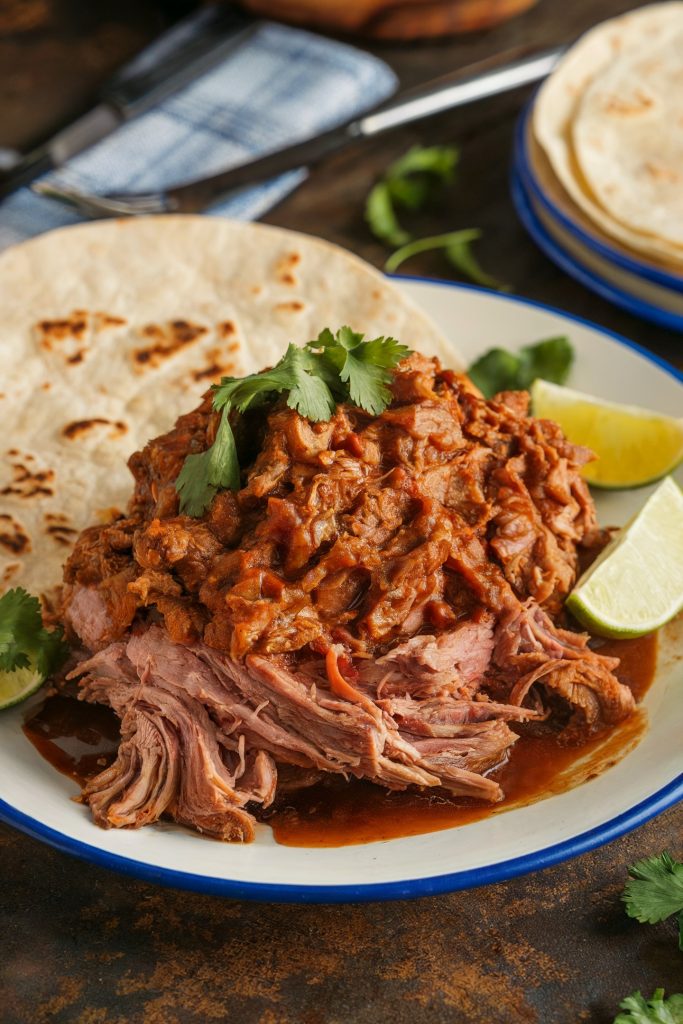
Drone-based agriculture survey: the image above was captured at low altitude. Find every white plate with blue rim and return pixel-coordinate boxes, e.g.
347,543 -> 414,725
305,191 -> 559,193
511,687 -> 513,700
1,277 -> 681,902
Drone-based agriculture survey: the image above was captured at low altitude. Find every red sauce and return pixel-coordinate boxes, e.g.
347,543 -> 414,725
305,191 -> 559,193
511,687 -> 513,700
22,633 -> 658,848
23,697 -> 120,784
264,632 -> 657,847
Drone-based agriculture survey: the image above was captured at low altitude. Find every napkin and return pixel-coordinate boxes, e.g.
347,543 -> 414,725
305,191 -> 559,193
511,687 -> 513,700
0,22 -> 397,251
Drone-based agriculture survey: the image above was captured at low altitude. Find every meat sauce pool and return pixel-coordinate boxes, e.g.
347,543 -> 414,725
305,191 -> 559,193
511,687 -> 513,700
24,633 -> 656,848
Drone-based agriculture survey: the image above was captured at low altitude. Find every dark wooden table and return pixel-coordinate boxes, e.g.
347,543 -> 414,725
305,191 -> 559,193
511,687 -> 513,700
1,2 -> 681,1022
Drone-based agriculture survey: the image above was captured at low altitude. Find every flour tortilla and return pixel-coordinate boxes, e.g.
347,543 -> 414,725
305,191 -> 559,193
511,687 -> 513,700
0,216 -> 459,603
572,29 -> 683,248
533,2 -> 683,267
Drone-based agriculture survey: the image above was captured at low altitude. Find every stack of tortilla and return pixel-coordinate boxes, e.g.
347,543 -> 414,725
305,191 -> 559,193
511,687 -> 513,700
512,3 -> 683,327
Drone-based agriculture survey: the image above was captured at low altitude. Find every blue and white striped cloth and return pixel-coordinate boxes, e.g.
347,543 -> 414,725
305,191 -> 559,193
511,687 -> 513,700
0,23 -> 397,251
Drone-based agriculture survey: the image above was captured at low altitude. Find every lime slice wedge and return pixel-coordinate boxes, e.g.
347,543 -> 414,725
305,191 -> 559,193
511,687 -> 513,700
0,660 -> 44,710
531,379 -> 683,488
567,476 -> 683,638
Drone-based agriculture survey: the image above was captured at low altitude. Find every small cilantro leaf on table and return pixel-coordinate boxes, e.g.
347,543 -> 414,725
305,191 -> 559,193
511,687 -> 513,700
384,229 -> 508,292
365,144 -> 459,247
623,852 -> 683,952
176,328 -> 412,517
613,989 -> 683,1023
365,144 -> 506,290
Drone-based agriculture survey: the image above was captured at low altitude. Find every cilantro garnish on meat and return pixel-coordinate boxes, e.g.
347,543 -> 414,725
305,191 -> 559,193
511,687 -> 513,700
176,327 -> 412,516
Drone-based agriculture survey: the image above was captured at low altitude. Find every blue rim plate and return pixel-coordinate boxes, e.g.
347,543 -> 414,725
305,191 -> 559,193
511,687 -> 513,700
511,167 -> 683,333
1,277 -> 682,903
516,101 -> 683,295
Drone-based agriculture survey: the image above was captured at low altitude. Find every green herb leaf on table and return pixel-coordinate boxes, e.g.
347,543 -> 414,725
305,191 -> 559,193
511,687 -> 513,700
613,989 -> 683,1024
0,587 -> 68,679
365,144 -> 459,247
467,336 -> 573,399
384,229 -> 508,293
366,183 -> 411,248
176,328 -> 412,516
444,231 -> 510,292
623,852 -> 683,952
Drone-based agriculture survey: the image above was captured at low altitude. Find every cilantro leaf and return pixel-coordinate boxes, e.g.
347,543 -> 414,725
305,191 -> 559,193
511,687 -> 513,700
386,144 -> 459,186
613,989 -> 683,1024
177,328 -> 412,516
385,229 -> 479,274
365,144 -> 459,247
283,346 -> 337,422
0,587 -> 68,680
384,229 -> 508,292
444,232 -> 510,292
310,327 -> 411,415
366,182 -> 411,248
517,336 -> 574,391
175,449 -> 218,518
623,852 -> 683,950
466,336 -> 573,399
467,348 -> 522,398
209,408 -> 241,491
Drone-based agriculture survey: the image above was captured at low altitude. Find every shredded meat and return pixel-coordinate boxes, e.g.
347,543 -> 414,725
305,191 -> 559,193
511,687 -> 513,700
60,354 -> 635,841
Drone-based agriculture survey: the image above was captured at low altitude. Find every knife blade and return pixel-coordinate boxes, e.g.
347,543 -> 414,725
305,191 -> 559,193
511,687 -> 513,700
0,5 -> 256,199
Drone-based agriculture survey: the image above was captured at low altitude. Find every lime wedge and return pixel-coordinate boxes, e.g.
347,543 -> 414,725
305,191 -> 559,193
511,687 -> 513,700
0,660 -> 45,710
530,379 -> 683,488
567,476 -> 683,638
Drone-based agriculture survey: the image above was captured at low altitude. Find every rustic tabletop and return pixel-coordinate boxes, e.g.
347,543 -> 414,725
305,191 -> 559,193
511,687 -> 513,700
1,2 -> 681,1022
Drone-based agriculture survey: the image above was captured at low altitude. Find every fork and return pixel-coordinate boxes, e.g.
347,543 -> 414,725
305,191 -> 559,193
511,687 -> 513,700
33,46 -> 563,219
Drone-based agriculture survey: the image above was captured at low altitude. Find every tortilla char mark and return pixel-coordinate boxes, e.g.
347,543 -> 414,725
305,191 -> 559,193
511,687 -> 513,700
0,513 -> 30,555
34,310 -> 128,366
44,513 -> 78,548
2,562 -> 21,585
276,250 -> 301,286
1,456 -> 54,500
62,419 -> 128,441
133,320 -> 208,370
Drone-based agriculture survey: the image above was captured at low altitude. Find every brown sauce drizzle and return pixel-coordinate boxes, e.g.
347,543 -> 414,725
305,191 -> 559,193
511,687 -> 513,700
23,633 -> 657,848
23,699 -> 120,785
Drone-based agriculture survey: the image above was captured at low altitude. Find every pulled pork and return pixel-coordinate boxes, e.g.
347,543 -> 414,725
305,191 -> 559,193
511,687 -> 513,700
61,354 -> 634,840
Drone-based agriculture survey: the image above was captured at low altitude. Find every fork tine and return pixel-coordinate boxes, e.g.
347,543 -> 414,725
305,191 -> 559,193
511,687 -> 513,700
32,181 -> 169,218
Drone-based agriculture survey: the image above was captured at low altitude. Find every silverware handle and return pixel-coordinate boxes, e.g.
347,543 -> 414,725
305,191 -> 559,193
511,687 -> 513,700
356,47 -> 564,137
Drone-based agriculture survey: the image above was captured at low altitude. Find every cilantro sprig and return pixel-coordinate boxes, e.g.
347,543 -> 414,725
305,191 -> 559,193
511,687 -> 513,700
366,144 -> 459,248
623,852 -> 683,952
384,229 -> 509,292
365,144 -> 506,291
176,328 -> 411,516
613,989 -> 683,1023
0,587 -> 68,680
466,336 -> 573,399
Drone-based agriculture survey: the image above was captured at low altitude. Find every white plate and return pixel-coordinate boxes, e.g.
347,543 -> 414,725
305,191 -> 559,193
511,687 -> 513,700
1,278 -> 681,902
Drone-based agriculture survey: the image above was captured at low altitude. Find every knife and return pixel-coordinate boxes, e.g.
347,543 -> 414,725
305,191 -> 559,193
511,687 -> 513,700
0,5 -> 257,199
34,45 -> 564,219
